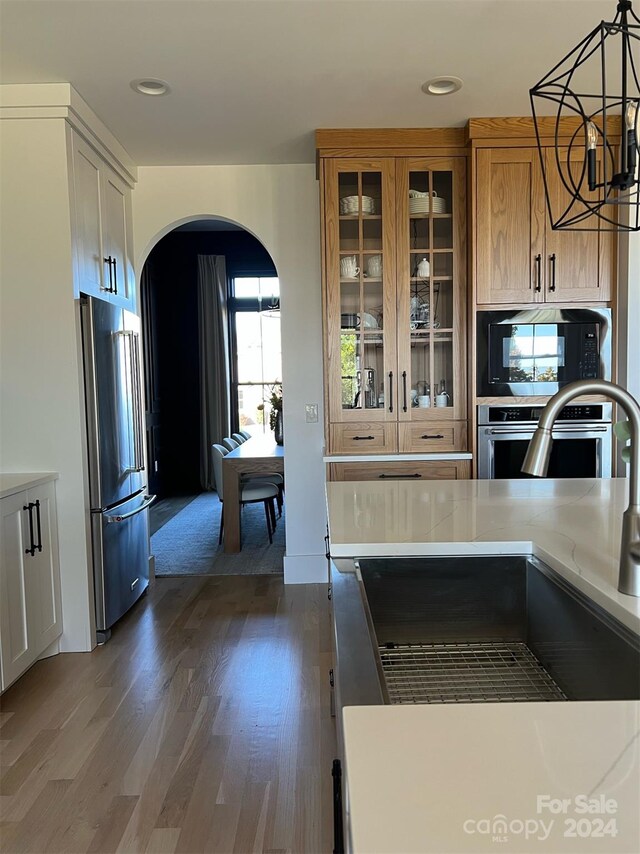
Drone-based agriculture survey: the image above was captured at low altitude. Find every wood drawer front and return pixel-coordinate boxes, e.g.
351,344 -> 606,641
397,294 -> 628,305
329,422 -> 398,454
328,460 -> 471,482
399,421 -> 467,453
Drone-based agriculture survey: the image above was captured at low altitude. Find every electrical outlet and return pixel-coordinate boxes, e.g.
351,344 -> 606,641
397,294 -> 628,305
305,403 -> 318,423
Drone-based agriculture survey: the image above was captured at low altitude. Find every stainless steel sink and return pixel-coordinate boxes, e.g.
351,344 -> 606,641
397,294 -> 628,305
331,556 -> 640,709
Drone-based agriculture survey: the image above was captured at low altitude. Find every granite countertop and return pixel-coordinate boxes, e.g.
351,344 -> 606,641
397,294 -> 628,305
326,477 -> 640,853
0,472 -> 58,499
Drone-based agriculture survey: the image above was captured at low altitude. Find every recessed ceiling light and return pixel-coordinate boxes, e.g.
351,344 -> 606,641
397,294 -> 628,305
130,78 -> 170,96
421,76 -> 463,96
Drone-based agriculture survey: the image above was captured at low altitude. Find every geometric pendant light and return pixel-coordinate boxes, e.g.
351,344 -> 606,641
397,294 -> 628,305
530,0 -> 640,231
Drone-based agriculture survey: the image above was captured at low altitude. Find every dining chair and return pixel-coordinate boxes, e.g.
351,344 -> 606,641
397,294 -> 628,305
232,432 -> 247,444
221,438 -> 284,516
211,444 -> 279,546
213,443 -> 281,517
239,430 -> 252,440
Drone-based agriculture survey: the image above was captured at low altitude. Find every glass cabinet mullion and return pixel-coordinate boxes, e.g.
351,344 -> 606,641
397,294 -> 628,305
332,161 -> 392,421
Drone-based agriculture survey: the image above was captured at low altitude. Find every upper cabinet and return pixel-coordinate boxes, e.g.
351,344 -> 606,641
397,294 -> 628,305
71,131 -> 136,311
319,133 -> 467,456
475,145 -> 613,305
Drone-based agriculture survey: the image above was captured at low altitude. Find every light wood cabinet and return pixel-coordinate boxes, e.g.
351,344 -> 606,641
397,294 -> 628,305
0,481 -> 62,691
320,144 -> 467,456
71,132 -> 135,310
328,459 -> 470,482
475,147 -> 613,305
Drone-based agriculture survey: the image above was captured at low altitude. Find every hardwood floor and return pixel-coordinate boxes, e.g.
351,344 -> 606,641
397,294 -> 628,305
0,576 -> 336,853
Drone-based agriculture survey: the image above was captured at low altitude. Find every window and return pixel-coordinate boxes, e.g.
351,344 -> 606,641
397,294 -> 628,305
230,276 -> 281,435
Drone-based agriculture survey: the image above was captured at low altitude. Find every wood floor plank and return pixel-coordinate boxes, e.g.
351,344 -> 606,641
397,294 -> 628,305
143,827 -> 181,854
86,795 -> 139,854
0,575 -> 335,853
0,730 -> 58,796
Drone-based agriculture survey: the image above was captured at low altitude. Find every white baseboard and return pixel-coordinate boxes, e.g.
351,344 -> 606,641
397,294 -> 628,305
283,553 -> 329,584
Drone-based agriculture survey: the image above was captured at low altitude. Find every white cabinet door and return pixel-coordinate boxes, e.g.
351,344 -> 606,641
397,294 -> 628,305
0,483 -> 63,692
70,131 -> 136,311
0,492 -> 35,690
102,168 -> 135,310
27,482 -> 62,654
72,136 -> 108,299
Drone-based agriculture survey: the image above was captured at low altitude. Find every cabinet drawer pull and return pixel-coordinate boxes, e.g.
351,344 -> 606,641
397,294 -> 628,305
34,499 -> 43,552
23,502 -> 36,556
534,253 -> 542,292
332,759 -> 345,854
378,473 -> 422,479
388,371 -> 393,413
352,435 -> 375,441
421,433 -> 445,440
112,257 -> 118,295
103,256 -> 114,292
549,253 -> 556,292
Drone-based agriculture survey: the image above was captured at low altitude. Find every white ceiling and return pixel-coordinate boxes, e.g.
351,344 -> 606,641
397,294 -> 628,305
0,0 -> 618,165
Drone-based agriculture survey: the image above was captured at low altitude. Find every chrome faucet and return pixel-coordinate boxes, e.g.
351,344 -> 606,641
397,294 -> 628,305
522,379 -> 640,597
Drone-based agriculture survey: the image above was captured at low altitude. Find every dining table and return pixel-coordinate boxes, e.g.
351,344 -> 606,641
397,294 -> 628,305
222,436 -> 284,553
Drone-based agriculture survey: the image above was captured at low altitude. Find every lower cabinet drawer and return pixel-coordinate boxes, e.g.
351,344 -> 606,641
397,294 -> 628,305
328,460 -> 471,482
399,421 -> 467,453
329,422 -> 398,454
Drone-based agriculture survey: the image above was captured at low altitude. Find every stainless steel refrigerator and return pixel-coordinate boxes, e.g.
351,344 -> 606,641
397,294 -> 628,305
80,296 -> 155,643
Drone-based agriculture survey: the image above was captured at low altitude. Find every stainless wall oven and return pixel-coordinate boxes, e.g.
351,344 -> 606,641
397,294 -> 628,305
476,308 -> 612,397
477,404 -> 613,480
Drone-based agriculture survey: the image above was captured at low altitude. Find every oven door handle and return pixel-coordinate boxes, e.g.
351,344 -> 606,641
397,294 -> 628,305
486,426 -> 609,435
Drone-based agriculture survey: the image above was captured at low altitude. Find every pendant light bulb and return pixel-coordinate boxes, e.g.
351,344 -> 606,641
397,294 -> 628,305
586,122 -> 599,190
626,101 -> 638,131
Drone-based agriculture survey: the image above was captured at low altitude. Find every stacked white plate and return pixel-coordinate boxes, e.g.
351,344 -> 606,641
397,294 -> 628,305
340,195 -> 377,215
408,190 -> 446,214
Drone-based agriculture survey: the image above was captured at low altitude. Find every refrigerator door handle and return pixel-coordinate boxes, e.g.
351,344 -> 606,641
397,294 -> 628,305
117,330 -> 144,473
106,494 -> 156,523
131,332 -> 145,472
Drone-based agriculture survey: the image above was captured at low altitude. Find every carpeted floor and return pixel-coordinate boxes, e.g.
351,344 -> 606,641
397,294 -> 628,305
151,491 -> 284,576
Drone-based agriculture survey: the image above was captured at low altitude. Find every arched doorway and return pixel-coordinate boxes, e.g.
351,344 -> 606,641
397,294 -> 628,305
140,217 -> 283,571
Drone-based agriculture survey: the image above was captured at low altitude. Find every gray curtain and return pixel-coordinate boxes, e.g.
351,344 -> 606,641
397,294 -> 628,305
197,255 -> 230,490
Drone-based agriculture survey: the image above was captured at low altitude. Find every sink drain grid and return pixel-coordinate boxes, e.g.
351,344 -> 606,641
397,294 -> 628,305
379,641 -> 567,704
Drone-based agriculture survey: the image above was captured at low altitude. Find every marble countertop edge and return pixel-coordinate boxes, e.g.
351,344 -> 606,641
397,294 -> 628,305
0,472 -> 59,499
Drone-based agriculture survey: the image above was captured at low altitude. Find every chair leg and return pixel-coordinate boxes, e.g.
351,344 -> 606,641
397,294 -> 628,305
218,505 -> 224,545
276,487 -> 283,518
268,497 -> 277,531
263,500 -> 273,544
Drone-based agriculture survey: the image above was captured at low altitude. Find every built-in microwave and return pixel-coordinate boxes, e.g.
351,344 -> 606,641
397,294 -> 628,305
476,308 -> 612,397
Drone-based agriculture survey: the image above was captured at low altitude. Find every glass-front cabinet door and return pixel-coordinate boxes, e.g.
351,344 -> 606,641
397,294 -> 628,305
396,157 -> 467,450
323,159 -> 397,423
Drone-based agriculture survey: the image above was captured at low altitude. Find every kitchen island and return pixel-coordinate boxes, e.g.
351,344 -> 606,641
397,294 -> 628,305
326,478 -> 640,853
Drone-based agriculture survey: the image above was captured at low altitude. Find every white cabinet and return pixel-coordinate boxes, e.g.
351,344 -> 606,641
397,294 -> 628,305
71,132 -> 135,310
0,481 -> 62,691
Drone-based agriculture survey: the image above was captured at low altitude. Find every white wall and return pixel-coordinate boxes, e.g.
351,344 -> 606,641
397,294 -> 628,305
132,165 -> 328,583
0,118 -> 95,651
